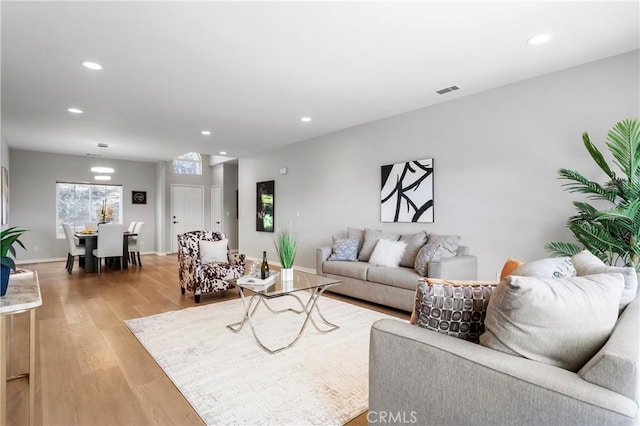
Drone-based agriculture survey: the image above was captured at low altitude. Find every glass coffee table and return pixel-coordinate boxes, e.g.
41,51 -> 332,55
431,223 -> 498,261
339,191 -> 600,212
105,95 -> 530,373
226,271 -> 341,354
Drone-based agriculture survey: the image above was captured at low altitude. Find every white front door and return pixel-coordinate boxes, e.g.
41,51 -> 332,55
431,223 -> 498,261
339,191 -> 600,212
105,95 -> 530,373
171,185 -> 204,252
211,186 -> 222,234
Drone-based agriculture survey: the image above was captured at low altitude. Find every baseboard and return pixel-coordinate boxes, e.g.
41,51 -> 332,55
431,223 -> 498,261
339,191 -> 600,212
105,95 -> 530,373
17,251 -> 164,265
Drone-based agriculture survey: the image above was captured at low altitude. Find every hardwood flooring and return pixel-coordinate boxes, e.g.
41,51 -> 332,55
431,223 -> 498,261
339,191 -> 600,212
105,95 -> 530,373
5,254 -> 409,425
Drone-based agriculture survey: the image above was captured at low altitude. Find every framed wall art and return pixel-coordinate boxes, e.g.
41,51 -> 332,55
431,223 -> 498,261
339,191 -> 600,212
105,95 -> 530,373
132,190 -> 147,205
381,158 -> 434,223
256,180 -> 274,232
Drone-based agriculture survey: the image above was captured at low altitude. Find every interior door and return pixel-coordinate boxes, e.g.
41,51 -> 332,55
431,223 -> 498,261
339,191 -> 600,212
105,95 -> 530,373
211,186 -> 222,234
171,185 -> 204,252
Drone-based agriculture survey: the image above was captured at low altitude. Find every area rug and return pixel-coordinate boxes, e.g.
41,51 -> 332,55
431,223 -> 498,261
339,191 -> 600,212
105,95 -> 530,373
124,295 -> 398,425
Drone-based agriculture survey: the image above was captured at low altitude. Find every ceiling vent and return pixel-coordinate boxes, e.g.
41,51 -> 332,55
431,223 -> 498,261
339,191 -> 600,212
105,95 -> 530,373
436,85 -> 460,95
97,142 -> 109,148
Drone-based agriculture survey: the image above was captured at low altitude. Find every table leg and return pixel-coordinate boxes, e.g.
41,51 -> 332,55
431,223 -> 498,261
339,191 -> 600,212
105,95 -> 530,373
83,238 -> 97,273
29,309 -> 35,426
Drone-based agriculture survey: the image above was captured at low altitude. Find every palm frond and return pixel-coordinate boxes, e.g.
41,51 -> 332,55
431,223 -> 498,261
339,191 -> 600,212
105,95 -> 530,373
544,241 -> 582,258
583,131 -> 615,179
607,118 -> 640,185
558,169 -> 617,202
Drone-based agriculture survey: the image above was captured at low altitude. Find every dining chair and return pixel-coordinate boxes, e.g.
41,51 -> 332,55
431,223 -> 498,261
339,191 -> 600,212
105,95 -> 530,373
128,221 -> 144,267
92,223 -> 125,274
127,221 -> 138,233
62,223 -> 85,273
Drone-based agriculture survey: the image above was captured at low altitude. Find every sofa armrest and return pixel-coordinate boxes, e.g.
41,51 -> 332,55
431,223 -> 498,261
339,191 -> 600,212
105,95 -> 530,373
427,254 -> 477,280
316,247 -> 332,274
370,319 -> 638,425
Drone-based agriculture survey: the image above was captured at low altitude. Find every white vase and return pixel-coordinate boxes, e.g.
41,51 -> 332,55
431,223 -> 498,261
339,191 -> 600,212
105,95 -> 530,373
281,268 -> 294,282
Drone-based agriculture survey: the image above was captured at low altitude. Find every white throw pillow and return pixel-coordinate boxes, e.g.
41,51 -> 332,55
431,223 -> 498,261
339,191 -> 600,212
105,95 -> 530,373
199,239 -> 228,264
511,257 -> 576,278
571,250 -> 606,275
480,273 -> 624,372
368,239 -> 407,268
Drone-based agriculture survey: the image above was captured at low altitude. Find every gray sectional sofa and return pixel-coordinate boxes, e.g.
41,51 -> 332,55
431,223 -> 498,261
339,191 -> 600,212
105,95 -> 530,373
316,229 -> 477,312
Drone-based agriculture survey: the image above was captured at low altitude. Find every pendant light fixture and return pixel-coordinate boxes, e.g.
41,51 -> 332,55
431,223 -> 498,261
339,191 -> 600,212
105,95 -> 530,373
91,143 -> 114,180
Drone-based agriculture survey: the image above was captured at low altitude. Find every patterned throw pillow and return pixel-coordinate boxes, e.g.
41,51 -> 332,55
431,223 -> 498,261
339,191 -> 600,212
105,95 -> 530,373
410,278 -> 498,343
327,237 -> 360,261
426,234 -> 460,258
512,257 -> 576,278
414,243 -> 442,277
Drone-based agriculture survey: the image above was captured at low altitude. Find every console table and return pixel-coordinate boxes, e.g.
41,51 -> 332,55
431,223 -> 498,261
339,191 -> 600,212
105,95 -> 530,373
0,271 -> 41,426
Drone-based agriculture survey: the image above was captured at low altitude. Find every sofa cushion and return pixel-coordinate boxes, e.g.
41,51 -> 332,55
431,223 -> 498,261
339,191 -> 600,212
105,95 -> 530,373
414,243 -> 442,276
199,239 -> 228,264
410,278 -> 498,343
499,257 -> 524,280
367,266 -> 421,291
572,250 -> 638,308
480,273 -> 624,372
322,260 -> 370,281
399,231 -> 428,268
327,237 -> 359,261
358,229 -> 400,262
369,239 -> 407,268
511,257 -> 576,278
426,234 -> 460,258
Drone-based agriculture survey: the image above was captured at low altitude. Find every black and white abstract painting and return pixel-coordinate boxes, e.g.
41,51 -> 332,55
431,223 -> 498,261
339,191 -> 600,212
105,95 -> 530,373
381,158 -> 434,223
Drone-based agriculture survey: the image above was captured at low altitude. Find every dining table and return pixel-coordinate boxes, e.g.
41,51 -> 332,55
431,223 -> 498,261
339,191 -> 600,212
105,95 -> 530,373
74,230 -> 138,273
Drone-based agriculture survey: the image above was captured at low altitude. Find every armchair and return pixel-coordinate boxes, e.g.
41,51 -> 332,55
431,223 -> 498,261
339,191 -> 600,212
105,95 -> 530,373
177,231 -> 245,303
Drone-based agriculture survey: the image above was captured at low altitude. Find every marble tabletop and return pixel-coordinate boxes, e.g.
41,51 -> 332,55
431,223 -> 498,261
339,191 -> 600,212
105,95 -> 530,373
0,270 -> 42,314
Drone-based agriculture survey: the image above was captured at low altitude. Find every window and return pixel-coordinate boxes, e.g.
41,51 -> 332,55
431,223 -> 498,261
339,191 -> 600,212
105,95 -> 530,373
56,182 -> 123,238
173,152 -> 202,175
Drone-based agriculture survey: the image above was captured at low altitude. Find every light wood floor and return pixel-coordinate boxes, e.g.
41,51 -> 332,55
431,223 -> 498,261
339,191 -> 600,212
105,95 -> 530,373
5,254 -> 409,426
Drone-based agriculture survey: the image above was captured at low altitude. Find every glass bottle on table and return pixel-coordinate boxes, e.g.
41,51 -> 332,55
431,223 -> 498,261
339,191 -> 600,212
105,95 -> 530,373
260,251 -> 270,279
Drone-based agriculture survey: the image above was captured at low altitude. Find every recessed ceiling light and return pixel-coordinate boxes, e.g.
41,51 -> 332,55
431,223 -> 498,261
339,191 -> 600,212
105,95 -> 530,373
219,151 -> 227,155
301,117 -> 312,122
528,33 -> 552,45
67,108 -> 84,114
91,166 -> 115,174
201,130 -> 211,135
81,61 -> 103,70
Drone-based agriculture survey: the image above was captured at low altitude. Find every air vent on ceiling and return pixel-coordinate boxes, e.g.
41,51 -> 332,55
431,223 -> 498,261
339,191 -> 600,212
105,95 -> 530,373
86,153 -> 99,157
97,142 -> 109,148
436,85 -> 460,95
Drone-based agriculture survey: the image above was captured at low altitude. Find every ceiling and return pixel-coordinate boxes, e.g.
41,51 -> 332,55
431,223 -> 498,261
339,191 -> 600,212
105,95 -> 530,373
2,1 -> 638,163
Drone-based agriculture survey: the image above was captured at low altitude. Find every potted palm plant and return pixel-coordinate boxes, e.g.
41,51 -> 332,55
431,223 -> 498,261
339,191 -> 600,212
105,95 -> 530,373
1,226 -> 28,296
274,227 -> 297,282
545,118 -> 640,272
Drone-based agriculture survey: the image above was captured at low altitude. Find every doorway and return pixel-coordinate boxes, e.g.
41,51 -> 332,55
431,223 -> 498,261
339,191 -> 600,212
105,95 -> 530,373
171,185 -> 204,252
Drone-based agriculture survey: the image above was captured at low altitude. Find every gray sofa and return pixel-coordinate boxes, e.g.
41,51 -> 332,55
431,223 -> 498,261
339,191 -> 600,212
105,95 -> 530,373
369,293 -> 640,425
316,245 -> 477,312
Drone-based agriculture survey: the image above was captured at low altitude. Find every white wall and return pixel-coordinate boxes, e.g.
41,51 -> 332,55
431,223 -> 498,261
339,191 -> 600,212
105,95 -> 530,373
212,163 -> 239,250
239,50 -> 640,279
8,149 -> 157,262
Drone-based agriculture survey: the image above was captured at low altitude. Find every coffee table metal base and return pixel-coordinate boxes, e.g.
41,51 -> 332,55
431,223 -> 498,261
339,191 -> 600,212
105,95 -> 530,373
226,286 -> 339,354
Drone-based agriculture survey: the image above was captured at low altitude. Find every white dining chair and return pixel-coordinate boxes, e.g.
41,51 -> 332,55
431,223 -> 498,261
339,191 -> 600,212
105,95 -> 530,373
62,223 -> 85,273
129,221 -> 144,267
92,223 -> 125,274
127,221 -> 138,233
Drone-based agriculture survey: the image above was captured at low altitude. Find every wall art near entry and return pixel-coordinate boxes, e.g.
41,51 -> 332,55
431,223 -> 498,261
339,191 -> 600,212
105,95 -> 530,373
132,190 -> 147,205
256,180 -> 275,232
381,158 -> 434,223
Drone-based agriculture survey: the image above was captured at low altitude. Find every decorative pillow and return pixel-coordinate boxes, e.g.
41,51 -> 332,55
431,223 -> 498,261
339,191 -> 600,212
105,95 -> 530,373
327,237 -> 360,261
511,257 -> 576,278
426,234 -> 460,258
347,227 -> 365,254
414,243 -> 442,277
499,257 -> 524,280
572,250 -> 638,308
410,278 -> 498,343
358,229 -> 400,262
368,239 -> 407,268
480,273 -> 624,372
199,239 -> 228,264
399,231 -> 428,268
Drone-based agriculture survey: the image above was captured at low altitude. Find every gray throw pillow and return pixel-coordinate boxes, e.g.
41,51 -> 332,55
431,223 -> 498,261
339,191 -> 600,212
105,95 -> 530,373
347,227 -> 365,254
414,243 -> 442,277
426,234 -> 460,258
480,273 -> 624,372
358,229 -> 400,262
327,237 -> 359,261
399,231 -> 428,268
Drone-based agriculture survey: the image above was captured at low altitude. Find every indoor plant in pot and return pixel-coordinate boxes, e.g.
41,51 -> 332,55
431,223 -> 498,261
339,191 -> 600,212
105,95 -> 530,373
545,118 -> 640,271
274,227 -> 297,282
1,226 -> 28,296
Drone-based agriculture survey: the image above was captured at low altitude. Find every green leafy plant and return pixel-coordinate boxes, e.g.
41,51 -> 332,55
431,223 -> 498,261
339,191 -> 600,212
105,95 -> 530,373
545,118 -> 640,271
1,227 -> 28,270
274,228 -> 297,269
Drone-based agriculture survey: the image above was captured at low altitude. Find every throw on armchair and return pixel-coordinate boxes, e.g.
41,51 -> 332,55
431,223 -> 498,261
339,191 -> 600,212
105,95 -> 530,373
178,231 -> 245,303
